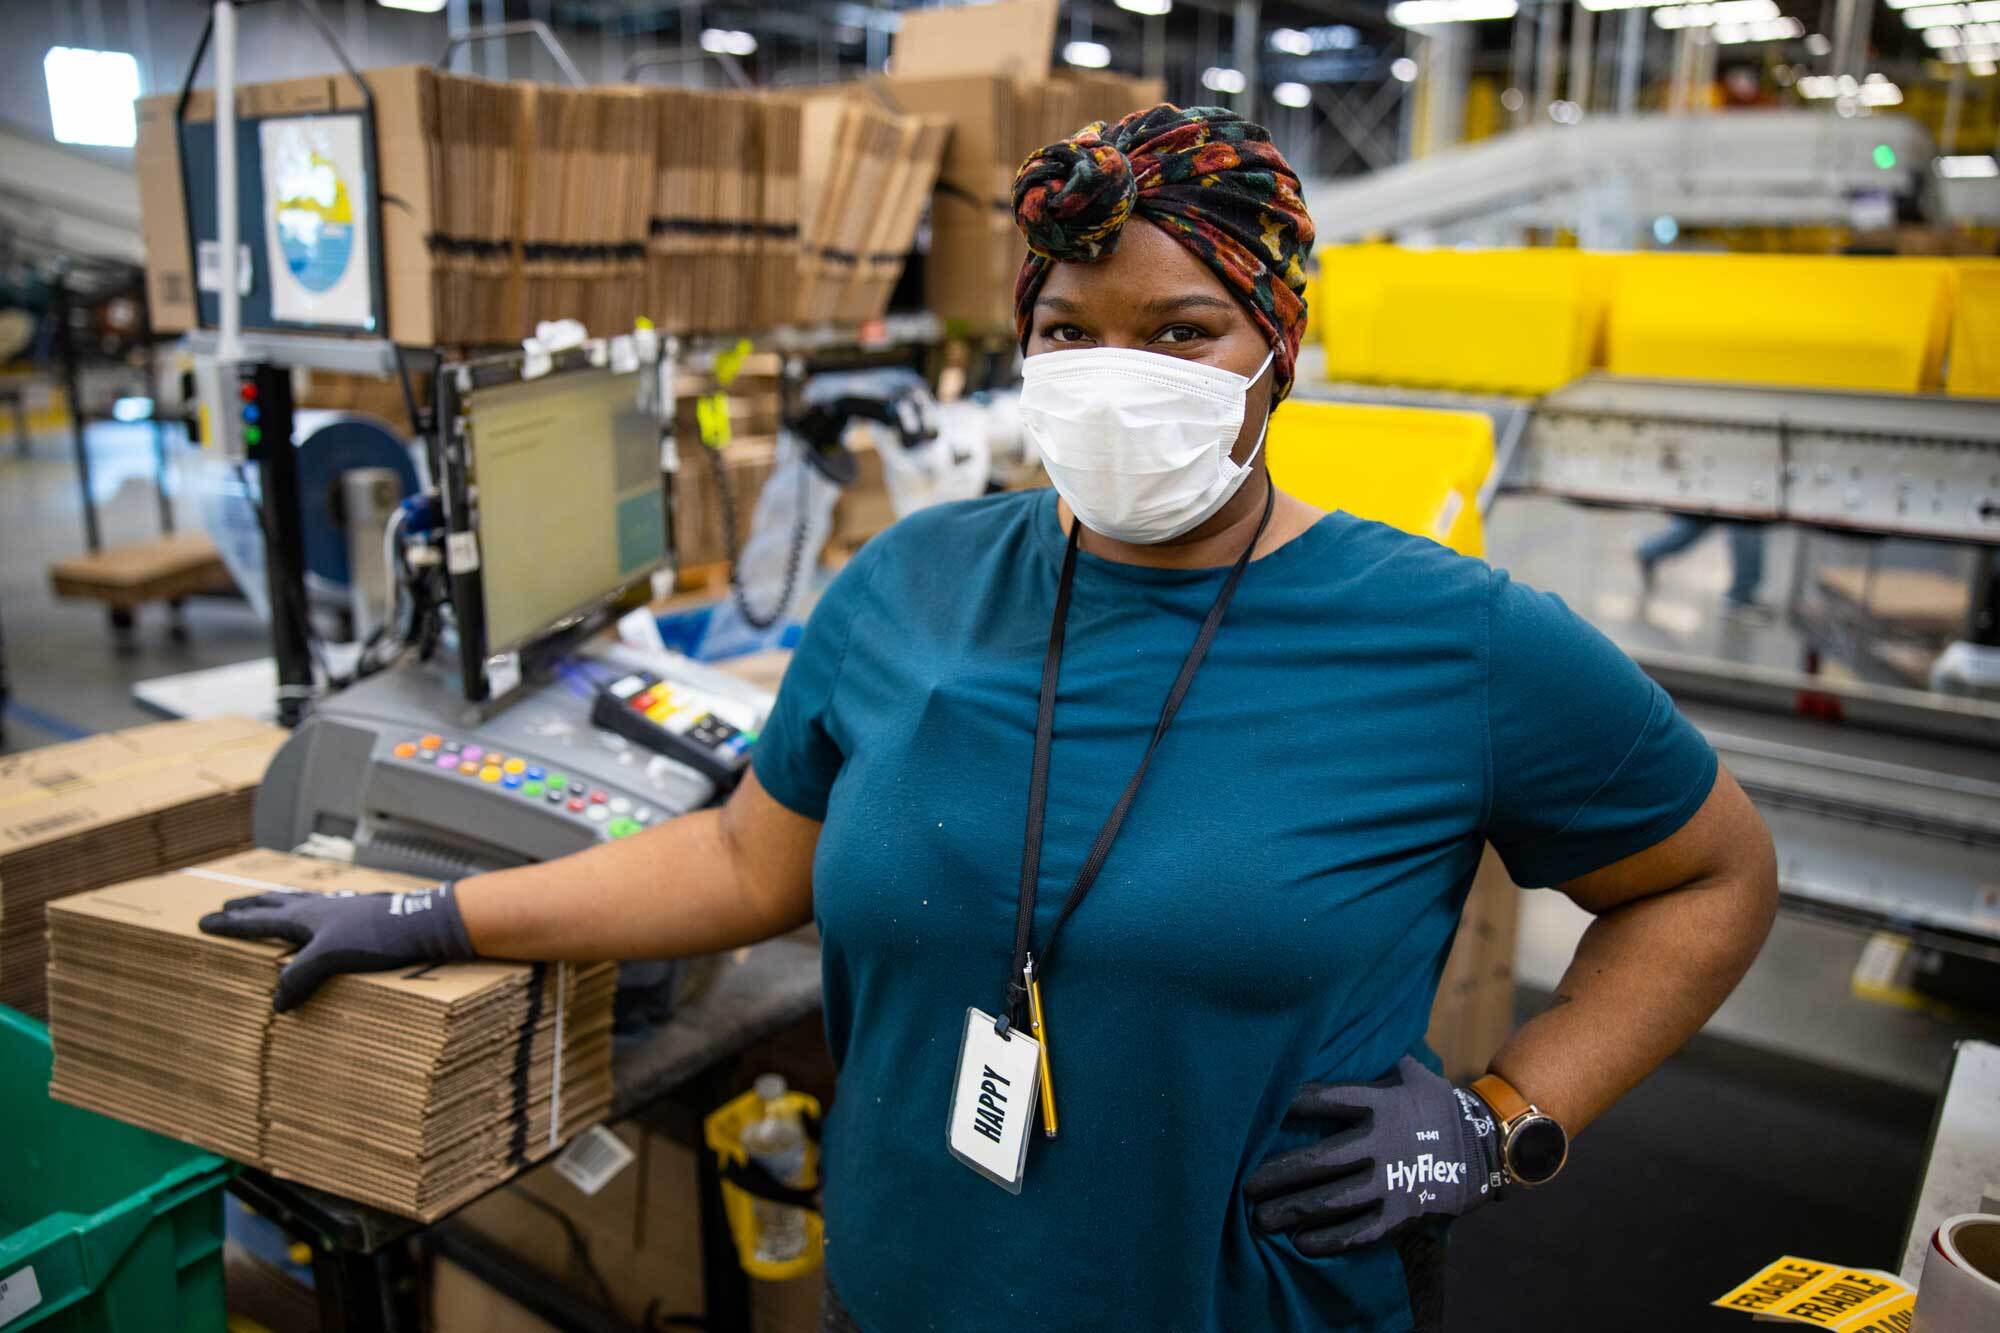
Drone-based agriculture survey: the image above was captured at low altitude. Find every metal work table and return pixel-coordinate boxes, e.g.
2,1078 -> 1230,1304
231,931 -> 824,1333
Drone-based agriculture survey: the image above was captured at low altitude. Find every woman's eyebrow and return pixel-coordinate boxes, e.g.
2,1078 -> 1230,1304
1035,295 -> 1084,313
1138,294 -> 1237,317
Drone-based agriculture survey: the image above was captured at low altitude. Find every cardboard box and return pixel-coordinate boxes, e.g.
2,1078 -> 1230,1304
1424,845 -> 1522,1081
46,848 -> 617,1219
0,716 -> 285,1018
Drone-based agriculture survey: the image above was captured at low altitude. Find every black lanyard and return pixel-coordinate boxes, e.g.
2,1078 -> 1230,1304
1000,478 -> 1277,1033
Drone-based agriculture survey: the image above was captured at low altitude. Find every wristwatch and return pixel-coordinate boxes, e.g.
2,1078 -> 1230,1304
1469,1073 -> 1569,1187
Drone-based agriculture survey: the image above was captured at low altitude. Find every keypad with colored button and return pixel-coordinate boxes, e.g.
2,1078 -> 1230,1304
591,671 -> 755,790
389,731 -> 654,838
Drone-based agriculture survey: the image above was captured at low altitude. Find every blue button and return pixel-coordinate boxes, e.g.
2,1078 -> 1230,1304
502,774 -> 522,789
243,404 -> 261,424
525,765 -> 545,781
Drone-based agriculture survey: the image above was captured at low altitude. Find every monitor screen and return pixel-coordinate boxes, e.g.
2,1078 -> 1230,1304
464,367 -> 666,655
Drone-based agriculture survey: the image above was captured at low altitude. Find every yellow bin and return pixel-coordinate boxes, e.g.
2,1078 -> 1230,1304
1268,400 -> 1495,557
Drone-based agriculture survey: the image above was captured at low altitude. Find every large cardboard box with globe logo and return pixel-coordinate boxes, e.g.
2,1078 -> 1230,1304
137,67 -> 446,342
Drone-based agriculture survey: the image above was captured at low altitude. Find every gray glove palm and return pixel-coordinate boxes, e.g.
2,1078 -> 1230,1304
198,883 -> 474,1012
1244,1054 -> 1505,1256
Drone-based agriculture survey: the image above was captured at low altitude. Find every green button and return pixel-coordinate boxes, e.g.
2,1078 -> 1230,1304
607,817 -> 641,839
522,781 -> 544,798
547,774 -> 567,791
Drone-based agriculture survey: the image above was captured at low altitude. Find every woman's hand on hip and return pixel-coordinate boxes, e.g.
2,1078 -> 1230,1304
1243,1055 -> 1504,1255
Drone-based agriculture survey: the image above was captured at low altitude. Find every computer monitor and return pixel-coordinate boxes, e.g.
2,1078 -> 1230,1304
441,355 -> 667,701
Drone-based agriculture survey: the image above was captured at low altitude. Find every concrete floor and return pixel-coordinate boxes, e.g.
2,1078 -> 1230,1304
1,423 -> 271,750
0,420 -> 1980,1331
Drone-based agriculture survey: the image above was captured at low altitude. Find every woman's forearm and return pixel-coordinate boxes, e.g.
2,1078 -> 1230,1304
454,772 -> 818,962
1485,856 -> 1777,1134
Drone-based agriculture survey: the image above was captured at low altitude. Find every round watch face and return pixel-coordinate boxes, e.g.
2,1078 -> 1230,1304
1507,1116 -> 1568,1184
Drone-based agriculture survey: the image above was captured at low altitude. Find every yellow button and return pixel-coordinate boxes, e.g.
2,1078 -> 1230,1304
459,760 -> 479,775
393,742 -> 417,759
420,733 -> 442,750
479,765 -> 502,783
503,758 -> 526,775
646,702 -> 673,722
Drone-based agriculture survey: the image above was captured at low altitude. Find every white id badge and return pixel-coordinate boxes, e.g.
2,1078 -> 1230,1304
947,1007 -> 1042,1193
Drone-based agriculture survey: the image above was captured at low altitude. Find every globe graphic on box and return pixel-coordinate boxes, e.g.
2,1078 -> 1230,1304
273,149 -> 354,294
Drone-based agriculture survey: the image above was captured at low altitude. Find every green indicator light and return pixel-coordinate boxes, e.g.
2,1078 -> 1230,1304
1872,144 -> 1896,170
243,425 -> 262,446
522,781 -> 544,798
547,774 -> 567,791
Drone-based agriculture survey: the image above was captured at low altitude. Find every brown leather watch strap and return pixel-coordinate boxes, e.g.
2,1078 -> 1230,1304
1470,1073 -> 1530,1126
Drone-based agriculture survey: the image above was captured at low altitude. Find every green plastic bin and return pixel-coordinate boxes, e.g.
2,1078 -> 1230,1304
0,1007 -> 232,1332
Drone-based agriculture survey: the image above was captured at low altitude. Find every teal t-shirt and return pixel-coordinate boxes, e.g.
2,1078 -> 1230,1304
753,488 -> 1716,1333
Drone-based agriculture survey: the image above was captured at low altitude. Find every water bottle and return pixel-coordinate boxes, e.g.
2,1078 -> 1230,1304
740,1073 -> 810,1263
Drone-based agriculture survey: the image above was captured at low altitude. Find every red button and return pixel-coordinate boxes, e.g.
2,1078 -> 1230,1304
590,790 -> 608,804
239,382 -> 257,401
632,690 -> 658,710
567,798 -> 586,813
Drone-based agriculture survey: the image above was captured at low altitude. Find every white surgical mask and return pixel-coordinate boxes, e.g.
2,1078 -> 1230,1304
1021,346 -> 1274,545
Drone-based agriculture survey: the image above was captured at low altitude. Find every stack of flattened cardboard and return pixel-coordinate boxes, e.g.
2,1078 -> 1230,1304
647,90 -> 804,335
792,95 -> 948,327
522,85 -> 657,339
0,717 -> 285,1019
45,849 -> 617,1221
425,69 -> 530,346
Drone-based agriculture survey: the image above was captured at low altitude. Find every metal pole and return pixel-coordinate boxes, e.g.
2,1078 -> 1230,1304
1617,7 -> 1643,114
57,273 -> 101,554
1830,0 -> 1855,85
1570,0 -> 1595,114
1943,61 -> 1965,154
480,0 -> 506,79
1234,0 -> 1261,125
1535,0 -> 1562,122
213,0 -> 242,367
1145,13 -> 1167,84
1509,6 -> 1534,128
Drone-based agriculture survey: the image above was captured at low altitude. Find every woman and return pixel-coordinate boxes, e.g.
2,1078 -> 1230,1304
202,106 -> 1778,1333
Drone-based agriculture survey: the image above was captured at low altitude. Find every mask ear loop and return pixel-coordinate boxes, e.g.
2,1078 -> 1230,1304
1235,349 -> 1278,471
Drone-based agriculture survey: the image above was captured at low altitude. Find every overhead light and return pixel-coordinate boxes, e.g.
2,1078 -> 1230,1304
1200,66 -> 1248,93
1273,81 -> 1313,106
1903,5 -> 1970,27
1549,98 -> 1584,123
1654,1 -> 1780,29
1925,25 -> 1963,43
1115,0 -> 1173,13
1938,153 -> 2000,176
1804,31 -> 1833,53
1500,85 -> 1526,109
1716,16 -> 1806,40
1270,28 -> 1315,55
699,28 -> 757,56
1974,56 -> 2000,70
1063,40 -> 1112,68
1797,73 -> 1838,95
43,47 -> 139,148
1388,0 -> 1520,26
378,0 -> 447,10
1652,215 -> 1680,244
1861,79 -> 1904,106
1391,57 -> 1421,81
111,396 -> 154,423
1581,0 -> 1681,10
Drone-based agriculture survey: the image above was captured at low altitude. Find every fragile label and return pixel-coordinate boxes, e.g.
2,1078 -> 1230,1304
1714,1257 -> 1913,1329
0,1265 -> 43,1325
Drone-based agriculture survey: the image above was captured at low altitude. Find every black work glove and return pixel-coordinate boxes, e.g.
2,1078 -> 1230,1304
198,883 -> 475,1012
1244,1055 -> 1505,1256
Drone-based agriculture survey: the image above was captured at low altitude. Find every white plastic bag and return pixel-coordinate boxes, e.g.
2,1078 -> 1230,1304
700,431 -> 841,658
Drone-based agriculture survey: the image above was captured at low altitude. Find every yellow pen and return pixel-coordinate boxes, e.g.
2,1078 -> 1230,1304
1026,955 -> 1059,1139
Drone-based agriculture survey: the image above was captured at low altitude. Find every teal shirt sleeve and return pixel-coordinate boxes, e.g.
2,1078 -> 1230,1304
1482,568 -> 1718,887
750,544 -> 878,822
